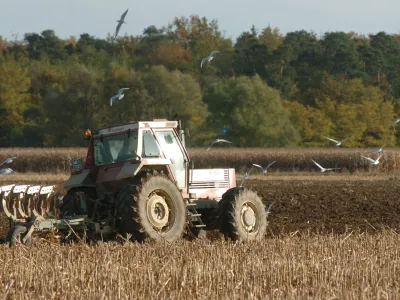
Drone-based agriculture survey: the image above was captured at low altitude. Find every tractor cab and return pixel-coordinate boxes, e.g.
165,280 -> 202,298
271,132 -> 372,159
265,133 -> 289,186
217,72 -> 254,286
67,120 -> 190,193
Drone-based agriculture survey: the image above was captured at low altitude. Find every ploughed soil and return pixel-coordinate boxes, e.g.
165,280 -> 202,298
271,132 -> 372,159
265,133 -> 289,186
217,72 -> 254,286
245,178 -> 400,235
0,177 -> 400,239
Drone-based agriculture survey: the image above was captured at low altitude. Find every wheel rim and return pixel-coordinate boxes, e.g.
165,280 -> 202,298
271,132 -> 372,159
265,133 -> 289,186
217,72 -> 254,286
240,201 -> 260,234
146,192 -> 172,230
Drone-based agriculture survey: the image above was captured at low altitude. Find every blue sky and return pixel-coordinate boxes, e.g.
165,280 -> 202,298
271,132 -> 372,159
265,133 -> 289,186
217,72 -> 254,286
1,0 -> 399,42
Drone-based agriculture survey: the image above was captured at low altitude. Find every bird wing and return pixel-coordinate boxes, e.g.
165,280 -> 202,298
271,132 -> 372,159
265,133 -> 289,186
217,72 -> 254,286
376,153 -> 383,162
206,140 -> 216,151
209,50 -> 220,56
120,9 -> 128,21
340,138 -> 348,143
324,136 -> 339,143
110,95 -> 117,106
312,159 -> 324,170
266,201 -> 275,215
218,139 -> 232,144
117,88 -> 129,96
361,156 -> 375,163
200,57 -> 207,68
115,22 -> 123,37
252,164 -> 263,172
265,161 -> 276,169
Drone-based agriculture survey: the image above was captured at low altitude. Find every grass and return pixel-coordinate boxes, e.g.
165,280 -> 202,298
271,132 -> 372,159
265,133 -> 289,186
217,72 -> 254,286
1,147 -> 400,174
0,232 -> 399,299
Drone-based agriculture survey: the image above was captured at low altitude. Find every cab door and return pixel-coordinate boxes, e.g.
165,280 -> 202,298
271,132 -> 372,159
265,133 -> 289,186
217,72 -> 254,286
154,129 -> 187,189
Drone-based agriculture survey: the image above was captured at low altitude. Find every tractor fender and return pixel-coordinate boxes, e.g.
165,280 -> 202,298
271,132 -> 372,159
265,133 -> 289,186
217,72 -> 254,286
64,169 -> 96,189
116,158 -> 172,180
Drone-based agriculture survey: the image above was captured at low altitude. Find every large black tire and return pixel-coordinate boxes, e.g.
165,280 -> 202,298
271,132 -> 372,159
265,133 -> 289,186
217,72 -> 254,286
117,173 -> 186,243
59,187 -> 97,218
8,225 -> 32,248
219,188 -> 267,241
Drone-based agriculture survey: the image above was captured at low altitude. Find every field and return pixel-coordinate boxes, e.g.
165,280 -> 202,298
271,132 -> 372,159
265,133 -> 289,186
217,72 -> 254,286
1,148 -> 400,298
2,147 -> 400,173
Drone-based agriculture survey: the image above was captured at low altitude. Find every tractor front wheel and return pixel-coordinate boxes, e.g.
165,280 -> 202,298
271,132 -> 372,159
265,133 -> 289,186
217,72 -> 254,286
117,173 -> 186,242
219,188 -> 267,241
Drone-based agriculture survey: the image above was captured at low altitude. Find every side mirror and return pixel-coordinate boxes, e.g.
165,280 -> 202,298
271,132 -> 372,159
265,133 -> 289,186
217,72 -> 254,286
71,158 -> 83,175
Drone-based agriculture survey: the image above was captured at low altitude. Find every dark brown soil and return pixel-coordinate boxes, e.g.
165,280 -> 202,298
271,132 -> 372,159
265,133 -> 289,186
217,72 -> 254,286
1,178 -> 400,240
245,179 -> 400,235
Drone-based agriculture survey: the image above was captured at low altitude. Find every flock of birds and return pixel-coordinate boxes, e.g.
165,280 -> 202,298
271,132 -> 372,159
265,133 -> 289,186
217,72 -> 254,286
109,7 -> 221,107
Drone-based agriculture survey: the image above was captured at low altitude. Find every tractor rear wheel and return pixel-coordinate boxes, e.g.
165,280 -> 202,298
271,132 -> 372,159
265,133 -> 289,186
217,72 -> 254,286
117,173 -> 186,242
219,188 -> 267,241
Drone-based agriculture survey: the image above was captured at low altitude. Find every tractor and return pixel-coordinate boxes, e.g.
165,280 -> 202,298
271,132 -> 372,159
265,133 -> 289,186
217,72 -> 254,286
2,119 -> 268,246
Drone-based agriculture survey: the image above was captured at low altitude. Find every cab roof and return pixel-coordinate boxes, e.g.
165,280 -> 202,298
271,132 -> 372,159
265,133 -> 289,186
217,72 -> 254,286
95,119 -> 178,135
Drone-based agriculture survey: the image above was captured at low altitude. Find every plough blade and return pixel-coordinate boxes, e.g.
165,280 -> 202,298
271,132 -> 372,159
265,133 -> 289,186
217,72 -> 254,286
0,184 -> 60,220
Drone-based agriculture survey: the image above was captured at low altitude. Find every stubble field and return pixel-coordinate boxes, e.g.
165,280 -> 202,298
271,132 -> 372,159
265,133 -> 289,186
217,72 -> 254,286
0,148 -> 400,298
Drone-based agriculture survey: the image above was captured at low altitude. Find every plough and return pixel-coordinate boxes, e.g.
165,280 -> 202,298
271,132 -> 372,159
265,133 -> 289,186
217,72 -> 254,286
0,184 -> 87,246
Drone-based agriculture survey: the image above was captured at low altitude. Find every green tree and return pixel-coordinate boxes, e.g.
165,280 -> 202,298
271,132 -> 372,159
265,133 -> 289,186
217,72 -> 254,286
43,64 -> 103,146
142,65 -> 209,145
204,74 -> 300,147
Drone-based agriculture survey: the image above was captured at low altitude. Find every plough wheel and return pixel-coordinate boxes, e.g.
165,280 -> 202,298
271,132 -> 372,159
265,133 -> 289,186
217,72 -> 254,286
6,225 -> 32,248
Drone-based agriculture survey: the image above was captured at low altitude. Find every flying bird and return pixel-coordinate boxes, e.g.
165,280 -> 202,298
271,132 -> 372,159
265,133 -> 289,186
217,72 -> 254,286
265,201 -> 275,216
324,136 -> 348,146
0,168 -> 15,175
393,118 -> 400,130
0,156 -> 18,167
252,161 -> 276,174
239,163 -> 263,187
311,159 -> 340,172
361,153 -> 383,165
114,9 -> 128,38
200,50 -> 220,68
206,139 -> 232,151
110,88 -> 129,106
372,144 -> 387,154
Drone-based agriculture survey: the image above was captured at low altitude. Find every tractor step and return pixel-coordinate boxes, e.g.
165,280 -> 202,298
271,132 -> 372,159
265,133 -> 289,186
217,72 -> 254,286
186,204 -> 206,229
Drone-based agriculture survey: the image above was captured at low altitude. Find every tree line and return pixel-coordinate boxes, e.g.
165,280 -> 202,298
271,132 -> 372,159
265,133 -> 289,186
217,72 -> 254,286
1,15 -> 400,148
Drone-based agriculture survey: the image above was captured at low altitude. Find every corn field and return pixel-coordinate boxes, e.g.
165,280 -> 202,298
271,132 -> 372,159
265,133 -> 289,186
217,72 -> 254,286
0,147 -> 399,173
0,233 -> 399,299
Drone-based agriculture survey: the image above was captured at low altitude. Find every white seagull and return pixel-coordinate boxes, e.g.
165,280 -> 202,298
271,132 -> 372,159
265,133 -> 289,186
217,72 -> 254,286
240,163 -> 260,187
0,168 -> 15,175
361,153 -> 383,165
324,136 -> 348,146
252,161 -> 276,174
206,139 -> 232,151
393,118 -> 400,130
110,88 -> 129,106
312,159 -> 341,172
265,201 -> 275,216
0,156 -> 18,167
372,144 -> 387,153
115,9 -> 129,38
200,50 -> 220,68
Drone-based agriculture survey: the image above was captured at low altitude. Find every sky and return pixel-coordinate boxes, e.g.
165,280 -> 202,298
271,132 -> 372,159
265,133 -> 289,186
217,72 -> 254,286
1,0 -> 399,42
